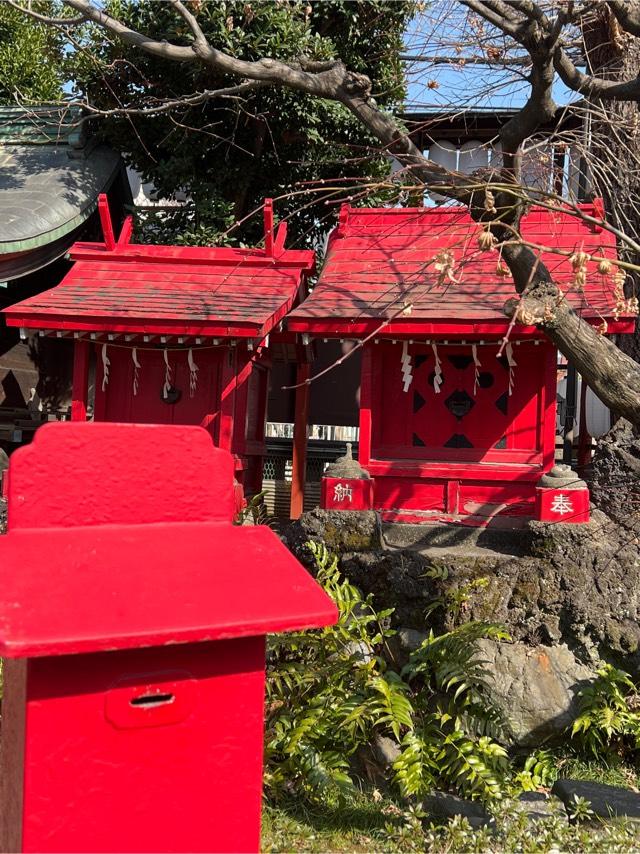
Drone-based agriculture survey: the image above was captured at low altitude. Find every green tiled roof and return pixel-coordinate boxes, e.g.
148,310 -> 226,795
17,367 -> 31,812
0,104 -> 84,147
0,104 -> 123,278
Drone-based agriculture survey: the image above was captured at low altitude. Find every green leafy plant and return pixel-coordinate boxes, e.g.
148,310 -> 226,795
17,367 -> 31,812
235,490 -> 274,527
512,749 -> 559,792
265,541 -> 511,805
571,663 -> 640,759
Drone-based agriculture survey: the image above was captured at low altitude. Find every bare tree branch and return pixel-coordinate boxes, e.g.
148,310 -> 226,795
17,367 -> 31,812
3,0 -> 636,425
5,0 -> 84,26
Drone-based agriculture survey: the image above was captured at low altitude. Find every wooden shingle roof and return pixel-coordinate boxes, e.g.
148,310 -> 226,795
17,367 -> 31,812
4,241 -> 315,339
288,202 -> 632,337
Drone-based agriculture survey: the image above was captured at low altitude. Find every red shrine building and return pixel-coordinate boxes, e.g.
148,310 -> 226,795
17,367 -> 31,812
3,196 -> 314,497
288,202 -> 634,526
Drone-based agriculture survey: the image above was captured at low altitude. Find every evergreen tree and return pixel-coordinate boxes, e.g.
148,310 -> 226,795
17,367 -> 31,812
72,1 -> 414,245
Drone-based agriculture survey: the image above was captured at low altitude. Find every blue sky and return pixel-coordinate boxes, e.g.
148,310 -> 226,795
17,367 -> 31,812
403,7 -> 577,111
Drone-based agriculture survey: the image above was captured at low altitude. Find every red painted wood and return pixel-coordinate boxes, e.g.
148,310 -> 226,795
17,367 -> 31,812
536,486 -> 590,523
446,480 -> 459,514
0,421 -> 337,852
371,341 -> 545,463
365,459 -> 544,481
288,202 -> 630,330
231,352 -> 255,455
0,522 -> 338,656
264,198 -> 274,256
379,509 -> 530,528
359,344 -> 373,467
274,221 -> 288,256
218,348 -> 237,451
68,243 -> 314,268
286,318 -> 635,335
290,362 -> 310,520
17,640 -> 267,853
6,422 -> 235,530
117,215 -> 134,248
374,478 -> 446,513
97,194 -> 115,250
541,343 -> 558,472
95,346 -> 223,438
3,228 -> 313,339
321,477 -> 374,510
70,340 -> 89,422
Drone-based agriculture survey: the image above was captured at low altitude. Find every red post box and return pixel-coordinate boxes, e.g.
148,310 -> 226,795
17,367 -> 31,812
0,422 -> 337,854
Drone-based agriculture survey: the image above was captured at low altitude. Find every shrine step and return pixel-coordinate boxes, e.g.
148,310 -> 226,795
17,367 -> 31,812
381,521 -> 529,558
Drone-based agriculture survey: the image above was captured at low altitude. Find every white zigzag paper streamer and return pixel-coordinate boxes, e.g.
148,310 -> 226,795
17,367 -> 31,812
401,341 -> 413,392
472,343 -> 481,396
431,342 -> 443,394
101,343 -> 110,391
132,347 -> 141,396
162,348 -> 172,399
188,348 -> 199,397
506,342 -> 517,396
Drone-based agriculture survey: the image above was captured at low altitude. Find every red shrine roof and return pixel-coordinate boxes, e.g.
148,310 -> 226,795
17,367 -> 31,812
288,202 -> 634,336
4,212 -> 314,339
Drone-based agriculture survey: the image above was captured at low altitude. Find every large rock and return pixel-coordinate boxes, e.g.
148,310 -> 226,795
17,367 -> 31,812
421,792 -> 494,829
341,509 -> 640,671
282,508 -> 381,562
476,639 -> 596,746
552,779 -> 640,823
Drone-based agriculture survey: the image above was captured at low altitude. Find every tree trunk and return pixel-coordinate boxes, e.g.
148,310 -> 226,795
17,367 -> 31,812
584,5 -> 640,360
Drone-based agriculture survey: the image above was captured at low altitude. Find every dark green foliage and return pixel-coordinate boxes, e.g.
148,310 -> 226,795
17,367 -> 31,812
265,541 -> 511,805
0,3 -> 64,103
571,663 -> 640,759
71,1 -> 413,246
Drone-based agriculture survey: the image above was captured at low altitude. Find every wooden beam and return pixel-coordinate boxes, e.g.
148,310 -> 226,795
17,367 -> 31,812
71,340 -> 90,422
263,198 -> 274,256
290,362 -> 310,520
97,194 -> 116,251
117,215 -> 134,248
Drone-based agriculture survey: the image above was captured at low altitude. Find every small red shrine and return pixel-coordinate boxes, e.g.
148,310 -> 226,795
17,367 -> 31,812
288,202 -> 634,526
3,196 -> 314,497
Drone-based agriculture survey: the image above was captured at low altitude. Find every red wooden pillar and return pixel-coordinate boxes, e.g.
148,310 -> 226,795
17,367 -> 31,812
218,347 -> 237,452
290,362 -> 310,520
71,340 -> 90,422
358,343 -> 373,467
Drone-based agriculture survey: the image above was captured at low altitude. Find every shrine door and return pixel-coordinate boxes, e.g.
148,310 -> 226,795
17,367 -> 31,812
94,346 -> 224,439
372,340 -> 549,465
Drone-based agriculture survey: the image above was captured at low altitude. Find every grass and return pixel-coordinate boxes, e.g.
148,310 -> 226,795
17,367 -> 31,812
262,791 -> 424,853
262,755 -> 640,853
553,754 -> 639,791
